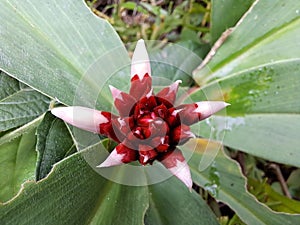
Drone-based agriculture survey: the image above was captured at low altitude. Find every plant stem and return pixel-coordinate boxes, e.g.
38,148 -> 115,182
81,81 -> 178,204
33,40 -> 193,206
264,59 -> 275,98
269,163 -> 292,199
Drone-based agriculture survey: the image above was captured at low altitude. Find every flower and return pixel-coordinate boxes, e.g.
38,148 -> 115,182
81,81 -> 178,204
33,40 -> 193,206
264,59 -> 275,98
51,40 -> 229,190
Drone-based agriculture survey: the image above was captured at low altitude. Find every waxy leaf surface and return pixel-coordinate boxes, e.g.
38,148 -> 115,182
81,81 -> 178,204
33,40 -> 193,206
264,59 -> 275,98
185,139 -> 300,225
0,0 -> 130,110
0,142 -> 219,225
0,72 -> 49,131
0,118 -> 40,203
210,0 -> 255,44
36,112 -> 76,180
192,0 -> 300,167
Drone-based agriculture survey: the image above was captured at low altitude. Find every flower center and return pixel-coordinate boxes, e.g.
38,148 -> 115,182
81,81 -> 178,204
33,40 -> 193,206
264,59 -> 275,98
132,96 -> 171,139
111,94 -> 193,165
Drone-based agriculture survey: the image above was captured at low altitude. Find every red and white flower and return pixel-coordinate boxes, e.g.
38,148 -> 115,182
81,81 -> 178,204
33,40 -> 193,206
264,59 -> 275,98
51,40 -> 229,190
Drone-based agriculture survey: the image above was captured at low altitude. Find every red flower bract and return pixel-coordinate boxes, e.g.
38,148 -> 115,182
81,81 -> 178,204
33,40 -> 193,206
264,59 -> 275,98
108,73 -> 193,166
51,40 -> 229,190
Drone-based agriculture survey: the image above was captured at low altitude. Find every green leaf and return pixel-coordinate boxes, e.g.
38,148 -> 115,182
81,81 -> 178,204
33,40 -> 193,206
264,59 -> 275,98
120,2 -> 148,14
0,71 -> 49,132
0,0 -> 130,110
145,177 -> 219,225
36,112 -> 76,180
178,29 -> 211,58
139,2 -> 168,16
194,0 -> 300,84
248,178 -> 300,214
148,42 -> 205,87
0,117 -> 41,203
0,143 -> 149,225
191,58 -> 300,168
287,169 -> 300,199
191,0 -> 300,167
184,139 -> 300,225
211,0 -> 255,44
1,141 -> 220,225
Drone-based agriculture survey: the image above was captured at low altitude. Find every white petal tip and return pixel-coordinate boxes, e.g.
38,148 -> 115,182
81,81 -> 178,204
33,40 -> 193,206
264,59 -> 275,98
51,107 -> 74,124
137,39 -> 145,44
97,159 -> 123,168
109,85 -> 117,92
171,80 -> 182,88
96,162 -> 121,168
109,85 -> 122,100
170,80 -> 182,89
131,39 -> 151,79
184,131 -> 196,139
96,164 -> 106,168
146,88 -> 153,98
51,107 -> 66,118
168,160 -> 193,190
97,149 -> 124,168
166,80 -> 182,95
195,101 -> 229,120
51,106 -> 107,133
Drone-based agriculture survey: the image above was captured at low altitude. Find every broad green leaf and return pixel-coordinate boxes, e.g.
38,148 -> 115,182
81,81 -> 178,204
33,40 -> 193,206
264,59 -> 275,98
0,143 -> 149,225
287,169 -> 300,199
194,0 -> 300,84
0,0 -> 130,110
148,42 -> 203,87
191,60 -> 300,167
36,112 -> 76,180
0,117 -> 41,203
211,0 -> 254,44
0,71 -> 49,132
0,141 -> 219,225
145,177 -> 219,225
191,0 -> 300,167
184,139 -> 300,225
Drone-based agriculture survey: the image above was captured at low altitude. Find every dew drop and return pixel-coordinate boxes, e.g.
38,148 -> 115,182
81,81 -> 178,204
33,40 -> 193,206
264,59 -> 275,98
205,184 -> 219,197
264,76 -> 272,81
204,163 -> 221,197
248,90 -> 255,95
